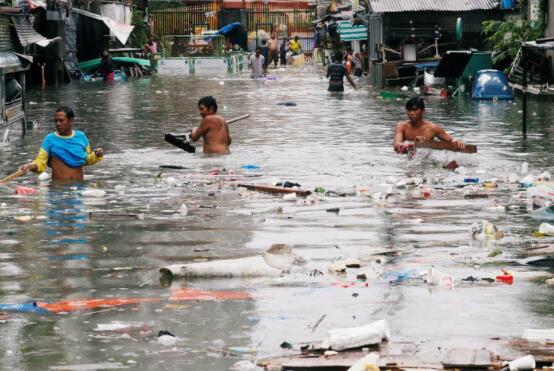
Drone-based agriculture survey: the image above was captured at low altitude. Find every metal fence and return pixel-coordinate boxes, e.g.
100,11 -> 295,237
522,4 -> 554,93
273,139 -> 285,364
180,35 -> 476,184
151,3 -> 220,36
151,5 -> 316,51
160,35 -> 226,58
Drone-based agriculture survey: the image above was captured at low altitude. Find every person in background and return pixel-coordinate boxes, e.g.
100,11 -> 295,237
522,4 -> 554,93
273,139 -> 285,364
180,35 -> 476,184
353,52 -> 363,77
290,36 -> 302,55
344,48 -> 353,75
260,39 -> 270,74
280,37 -> 289,66
19,106 -> 103,181
144,35 -> 159,73
326,51 -> 356,92
98,49 -> 115,83
268,32 -> 280,68
249,47 -> 265,78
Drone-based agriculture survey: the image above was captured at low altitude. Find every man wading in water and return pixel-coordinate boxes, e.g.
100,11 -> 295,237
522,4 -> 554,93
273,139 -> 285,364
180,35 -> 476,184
19,106 -> 104,181
191,96 -> 231,154
394,97 -> 465,153
326,51 -> 356,92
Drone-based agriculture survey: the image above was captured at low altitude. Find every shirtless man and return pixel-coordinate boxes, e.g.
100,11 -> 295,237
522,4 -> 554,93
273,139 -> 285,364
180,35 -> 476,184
268,32 -> 280,68
393,97 -> 464,153
190,96 -> 231,154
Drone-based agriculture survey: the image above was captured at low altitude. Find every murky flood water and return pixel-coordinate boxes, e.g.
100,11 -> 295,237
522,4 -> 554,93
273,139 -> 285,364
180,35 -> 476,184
0,65 -> 553,370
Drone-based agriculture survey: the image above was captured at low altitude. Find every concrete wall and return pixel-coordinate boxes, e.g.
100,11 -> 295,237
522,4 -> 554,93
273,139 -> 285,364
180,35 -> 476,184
548,0 -> 554,37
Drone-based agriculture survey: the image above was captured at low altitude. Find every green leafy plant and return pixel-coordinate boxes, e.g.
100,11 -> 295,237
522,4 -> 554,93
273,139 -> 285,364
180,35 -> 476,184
482,18 -> 544,66
130,9 -> 149,49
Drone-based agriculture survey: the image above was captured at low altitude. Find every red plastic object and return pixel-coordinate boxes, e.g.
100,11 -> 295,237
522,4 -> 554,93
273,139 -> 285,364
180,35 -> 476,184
421,189 -> 431,198
15,186 -> 38,195
496,275 -> 514,285
444,160 -> 459,171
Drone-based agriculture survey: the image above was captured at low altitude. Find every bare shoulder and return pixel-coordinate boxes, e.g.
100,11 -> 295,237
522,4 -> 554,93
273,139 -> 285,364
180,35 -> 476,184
426,120 -> 446,132
395,121 -> 410,130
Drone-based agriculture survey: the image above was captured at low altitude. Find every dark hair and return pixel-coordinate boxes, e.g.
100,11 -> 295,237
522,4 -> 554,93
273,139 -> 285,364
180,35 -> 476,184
56,106 -> 75,119
334,51 -> 343,61
294,36 -> 299,40
262,39 -> 267,45
198,96 -> 217,113
406,97 -> 425,110
256,47 -> 261,52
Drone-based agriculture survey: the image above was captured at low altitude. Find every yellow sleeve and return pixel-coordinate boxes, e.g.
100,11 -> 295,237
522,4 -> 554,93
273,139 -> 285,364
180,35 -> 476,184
85,145 -> 103,166
33,148 -> 49,173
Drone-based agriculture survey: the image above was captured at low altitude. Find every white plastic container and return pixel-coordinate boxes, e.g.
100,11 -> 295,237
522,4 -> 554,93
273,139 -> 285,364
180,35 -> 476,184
322,319 -> 390,351
508,355 -> 535,371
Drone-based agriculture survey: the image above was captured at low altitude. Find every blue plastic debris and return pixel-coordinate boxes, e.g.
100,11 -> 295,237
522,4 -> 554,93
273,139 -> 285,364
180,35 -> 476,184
47,254 -> 90,261
0,302 -> 50,314
382,269 -> 419,284
471,70 -> 514,100
464,178 -> 480,183
241,165 -> 261,170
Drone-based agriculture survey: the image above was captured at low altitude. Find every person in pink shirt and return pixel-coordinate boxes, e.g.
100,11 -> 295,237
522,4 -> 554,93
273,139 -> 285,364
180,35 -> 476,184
144,35 -> 159,73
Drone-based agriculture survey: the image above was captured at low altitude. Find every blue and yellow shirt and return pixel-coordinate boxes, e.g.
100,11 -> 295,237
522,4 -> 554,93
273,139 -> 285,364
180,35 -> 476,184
33,130 -> 102,172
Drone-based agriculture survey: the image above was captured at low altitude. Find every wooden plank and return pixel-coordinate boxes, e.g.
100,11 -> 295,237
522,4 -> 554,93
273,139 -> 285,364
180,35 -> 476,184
442,348 -> 492,369
237,184 -> 311,196
415,141 -> 477,154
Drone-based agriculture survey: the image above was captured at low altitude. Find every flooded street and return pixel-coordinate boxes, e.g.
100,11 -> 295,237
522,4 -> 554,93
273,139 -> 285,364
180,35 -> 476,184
0,65 -> 553,370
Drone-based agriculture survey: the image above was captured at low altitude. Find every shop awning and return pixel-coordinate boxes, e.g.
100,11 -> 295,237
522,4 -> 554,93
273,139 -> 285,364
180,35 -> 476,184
71,8 -> 134,45
337,20 -> 367,41
11,16 -> 60,47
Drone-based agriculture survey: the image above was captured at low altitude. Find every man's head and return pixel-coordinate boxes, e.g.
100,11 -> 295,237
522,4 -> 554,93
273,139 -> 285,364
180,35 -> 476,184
271,32 -> 276,39
55,106 -> 75,136
255,47 -> 261,57
261,39 -> 267,46
405,97 -> 425,124
294,36 -> 299,41
334,51 -> 343,62
198,96 -> 218,118
101,49 -> 109,58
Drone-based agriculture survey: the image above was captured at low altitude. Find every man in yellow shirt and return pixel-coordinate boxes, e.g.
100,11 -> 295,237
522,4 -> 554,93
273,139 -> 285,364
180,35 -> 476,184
290,36 -> 302,55
19,106 -> 104,181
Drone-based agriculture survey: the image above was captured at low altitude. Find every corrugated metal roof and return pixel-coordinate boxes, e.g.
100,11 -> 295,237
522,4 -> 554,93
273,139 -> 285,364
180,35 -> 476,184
0,16 -> 14,52
369,0 -> 499,13
11,15 -> 47,47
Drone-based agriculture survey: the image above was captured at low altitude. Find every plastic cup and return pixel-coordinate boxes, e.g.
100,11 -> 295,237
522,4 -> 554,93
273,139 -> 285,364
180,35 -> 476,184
508,355 -> 535,371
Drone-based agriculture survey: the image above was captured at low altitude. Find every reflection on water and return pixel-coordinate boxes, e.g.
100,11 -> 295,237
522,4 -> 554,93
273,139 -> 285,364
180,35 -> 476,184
0,66 -> 552,369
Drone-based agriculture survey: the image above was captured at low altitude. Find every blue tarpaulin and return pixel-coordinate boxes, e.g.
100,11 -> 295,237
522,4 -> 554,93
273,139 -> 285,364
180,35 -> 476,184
215,22 -> 243,36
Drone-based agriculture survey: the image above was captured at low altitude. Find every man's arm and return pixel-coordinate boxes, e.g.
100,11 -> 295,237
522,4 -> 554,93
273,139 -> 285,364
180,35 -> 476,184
190,119 -> 210,142
85,145 -> 104,166
434,125 -> 465,149
393,123 -> 406,153
346,73 -> 357,89
326,65 -> 330,78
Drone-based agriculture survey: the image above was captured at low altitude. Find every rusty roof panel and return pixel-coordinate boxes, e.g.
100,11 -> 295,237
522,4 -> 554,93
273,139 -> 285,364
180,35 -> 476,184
369,0 -> 499,13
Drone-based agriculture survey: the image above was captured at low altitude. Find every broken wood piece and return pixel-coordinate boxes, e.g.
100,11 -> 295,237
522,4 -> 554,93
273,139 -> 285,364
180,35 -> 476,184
415,140 -> 477,154
89,212 -> 144,220
237,184 -> 311,197
159,165 -> 189,170
442,348 -> 492,369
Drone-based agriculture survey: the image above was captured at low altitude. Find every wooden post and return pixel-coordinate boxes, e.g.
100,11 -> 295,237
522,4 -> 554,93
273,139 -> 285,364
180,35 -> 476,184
522,44 -> 528,138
